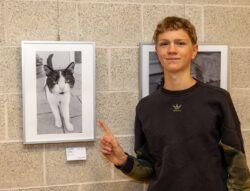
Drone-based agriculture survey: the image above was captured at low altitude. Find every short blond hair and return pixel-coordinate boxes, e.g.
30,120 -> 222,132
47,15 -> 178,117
153,16 -> 197,45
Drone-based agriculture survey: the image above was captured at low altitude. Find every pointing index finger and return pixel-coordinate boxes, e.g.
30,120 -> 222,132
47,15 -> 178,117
99,120 -> 113,137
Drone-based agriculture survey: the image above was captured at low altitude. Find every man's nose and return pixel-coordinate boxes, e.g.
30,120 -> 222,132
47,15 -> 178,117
168,44 -> 177,54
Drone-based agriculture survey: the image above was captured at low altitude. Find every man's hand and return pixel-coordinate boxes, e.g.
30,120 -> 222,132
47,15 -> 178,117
99,120 -> 128,166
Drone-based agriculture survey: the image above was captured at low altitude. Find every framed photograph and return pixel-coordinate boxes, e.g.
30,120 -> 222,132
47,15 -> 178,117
22,41 -> 95,144
140,43 -> 228,98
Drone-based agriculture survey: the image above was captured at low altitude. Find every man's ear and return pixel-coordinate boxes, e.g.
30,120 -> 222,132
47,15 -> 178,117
155,45 -> 159,56
192,44 -> 198,60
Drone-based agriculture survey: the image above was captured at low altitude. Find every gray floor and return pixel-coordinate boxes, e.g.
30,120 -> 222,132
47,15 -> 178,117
36,67 -> 82,135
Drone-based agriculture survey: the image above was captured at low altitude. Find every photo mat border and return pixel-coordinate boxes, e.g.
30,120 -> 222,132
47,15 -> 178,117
22,41 -> 96,144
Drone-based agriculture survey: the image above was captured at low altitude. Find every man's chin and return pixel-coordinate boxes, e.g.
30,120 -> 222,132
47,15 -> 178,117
163,66 -> 190,74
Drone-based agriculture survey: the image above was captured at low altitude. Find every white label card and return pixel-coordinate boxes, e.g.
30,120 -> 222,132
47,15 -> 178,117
66,147 -> 86,161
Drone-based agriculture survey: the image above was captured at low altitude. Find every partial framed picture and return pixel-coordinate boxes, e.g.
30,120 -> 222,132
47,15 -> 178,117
22,41 -> 95,144
140,43 -> 228,98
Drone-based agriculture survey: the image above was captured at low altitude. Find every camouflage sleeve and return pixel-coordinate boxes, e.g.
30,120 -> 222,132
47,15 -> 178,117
115,102 -> 154,181
220,92 -> 250,190
116,143 -> 154,182
219,141 -> 250,191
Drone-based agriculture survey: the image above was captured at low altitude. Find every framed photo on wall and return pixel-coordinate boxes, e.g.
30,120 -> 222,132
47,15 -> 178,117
140,43 -> 228,98
22,41 -> 95,144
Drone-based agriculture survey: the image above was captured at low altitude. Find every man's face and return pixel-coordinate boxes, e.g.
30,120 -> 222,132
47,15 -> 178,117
155,29 -> 198,74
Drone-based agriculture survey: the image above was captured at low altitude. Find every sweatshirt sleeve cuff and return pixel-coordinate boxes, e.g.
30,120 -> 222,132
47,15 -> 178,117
115,153 -> 134,174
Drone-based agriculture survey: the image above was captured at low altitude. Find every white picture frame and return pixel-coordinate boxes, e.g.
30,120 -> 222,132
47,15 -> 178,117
140,43 -> 228,98
22,41 -> 95,144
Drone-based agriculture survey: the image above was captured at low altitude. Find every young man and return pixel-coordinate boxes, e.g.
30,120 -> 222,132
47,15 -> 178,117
99,16 -> 250,191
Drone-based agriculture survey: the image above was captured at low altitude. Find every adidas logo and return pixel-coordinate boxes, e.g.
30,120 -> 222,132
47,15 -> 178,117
173,104 -> 182,112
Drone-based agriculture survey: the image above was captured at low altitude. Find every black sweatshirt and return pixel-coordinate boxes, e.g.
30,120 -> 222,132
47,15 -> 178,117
117,80 -> 250,191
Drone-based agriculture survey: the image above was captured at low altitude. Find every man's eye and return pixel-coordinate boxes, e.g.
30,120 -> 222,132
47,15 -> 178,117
159,43 -> 169,46
177,42 -> 186,45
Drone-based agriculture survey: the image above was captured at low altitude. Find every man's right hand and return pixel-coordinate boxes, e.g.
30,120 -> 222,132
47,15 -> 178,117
99,120 -> 128,166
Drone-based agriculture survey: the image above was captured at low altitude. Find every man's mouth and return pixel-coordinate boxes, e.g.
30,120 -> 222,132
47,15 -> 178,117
59,92 -> 64,95
166,58 -> 180,60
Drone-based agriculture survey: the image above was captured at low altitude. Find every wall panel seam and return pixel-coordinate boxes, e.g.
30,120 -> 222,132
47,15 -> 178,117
3,0 -> 7,45
230,88 -> 250,90
0,92 -> 22,95
203,4 -> 250,7
14,0 -> 245,7
0,140 -> 22,143
230,47 -> 250,49
242,129 -> 250,132
0,183 -> 83,191
4,100 -> 8,140
43,144 -> 47,186
228,47 -> 232,89
111,163 -> 115,179
76,1 -> 79,40
141,5 -> 144,42
76,1 -> 141,5
108,48 -> 111,91
201,6 -> 204,42
75,1 -> 179,6
0,46 -> 20,48
79,179 -> 134,185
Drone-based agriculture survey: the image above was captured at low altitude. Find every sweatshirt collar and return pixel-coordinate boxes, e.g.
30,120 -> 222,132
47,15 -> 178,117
160,80 -> 200,96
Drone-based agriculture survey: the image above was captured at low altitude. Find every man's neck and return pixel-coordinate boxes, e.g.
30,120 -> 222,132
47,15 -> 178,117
163,71 -> 196,91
